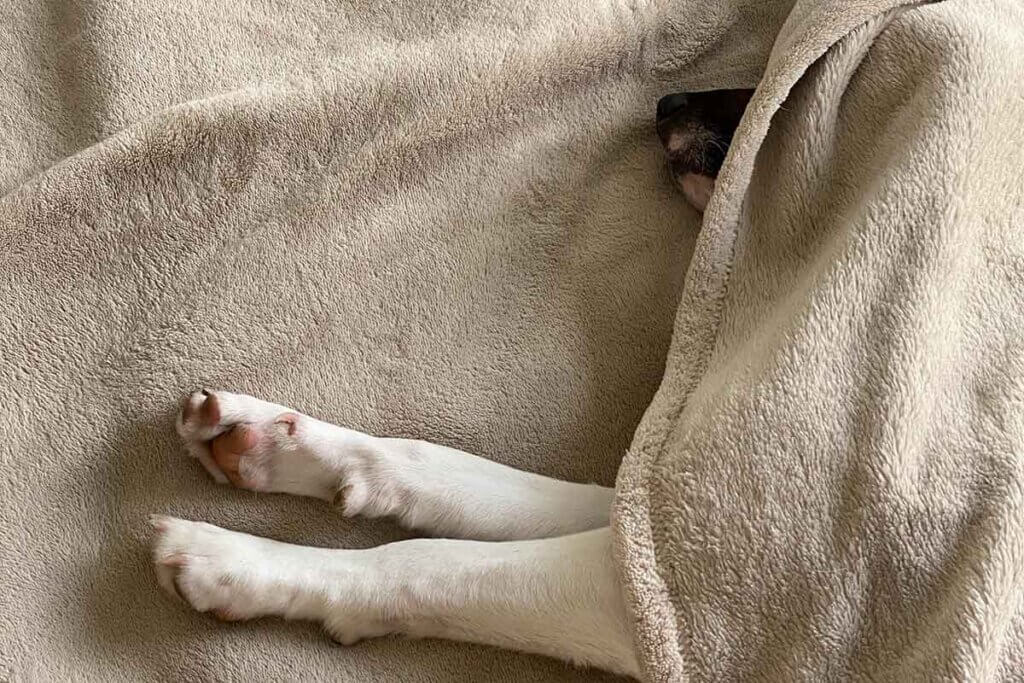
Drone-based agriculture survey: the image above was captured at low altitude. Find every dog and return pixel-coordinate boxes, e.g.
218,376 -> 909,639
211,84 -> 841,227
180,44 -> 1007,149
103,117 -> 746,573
655,89 -> 753,212
150,89 -> 755,679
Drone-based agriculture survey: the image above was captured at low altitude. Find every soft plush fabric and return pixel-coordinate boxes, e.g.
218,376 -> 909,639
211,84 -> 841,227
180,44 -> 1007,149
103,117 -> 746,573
0,0 -> 723,679
3,0 -> 1020,680
614,0 -> 1024,680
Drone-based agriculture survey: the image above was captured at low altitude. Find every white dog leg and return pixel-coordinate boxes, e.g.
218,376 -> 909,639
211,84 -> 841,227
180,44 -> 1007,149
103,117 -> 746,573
151,518 -> 638,678
176,390 -> 614,540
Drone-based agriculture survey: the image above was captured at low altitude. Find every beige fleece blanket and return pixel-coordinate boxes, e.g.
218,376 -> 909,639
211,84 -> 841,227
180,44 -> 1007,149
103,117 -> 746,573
2,0 -> 1020,681
0,1 -> 743,680
615,0 -> 1024,680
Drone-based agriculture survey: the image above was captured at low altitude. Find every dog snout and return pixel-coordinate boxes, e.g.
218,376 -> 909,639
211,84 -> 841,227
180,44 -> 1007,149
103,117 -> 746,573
655,89 -> 754,212
656,93 -> 689,121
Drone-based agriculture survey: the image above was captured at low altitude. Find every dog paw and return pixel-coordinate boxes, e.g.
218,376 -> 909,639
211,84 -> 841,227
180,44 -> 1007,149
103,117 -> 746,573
150,516 -> 285,621
175,390 -> 336,498
150,516 -> 387,641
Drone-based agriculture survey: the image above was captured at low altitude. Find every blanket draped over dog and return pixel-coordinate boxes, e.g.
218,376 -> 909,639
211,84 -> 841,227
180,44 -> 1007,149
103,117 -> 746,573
2,0 -> 1021,680
615,0 -> 1024,680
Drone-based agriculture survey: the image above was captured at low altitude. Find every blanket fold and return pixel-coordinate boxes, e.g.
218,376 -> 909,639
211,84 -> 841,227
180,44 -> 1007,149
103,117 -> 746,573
615,0 -> 1024,680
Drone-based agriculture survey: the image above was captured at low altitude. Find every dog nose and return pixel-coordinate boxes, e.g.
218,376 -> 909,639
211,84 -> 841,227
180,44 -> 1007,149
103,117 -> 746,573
656,93 -> 688,120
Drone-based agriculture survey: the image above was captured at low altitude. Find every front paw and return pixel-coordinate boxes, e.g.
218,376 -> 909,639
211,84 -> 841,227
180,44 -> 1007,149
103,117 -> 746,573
175,390 -> 335,498
150,515 -> 278,621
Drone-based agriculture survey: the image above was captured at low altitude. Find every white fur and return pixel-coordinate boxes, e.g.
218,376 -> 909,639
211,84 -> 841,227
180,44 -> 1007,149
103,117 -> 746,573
155,390 -> 635,677
152,517 -> 638,676
175,390 -> 615,540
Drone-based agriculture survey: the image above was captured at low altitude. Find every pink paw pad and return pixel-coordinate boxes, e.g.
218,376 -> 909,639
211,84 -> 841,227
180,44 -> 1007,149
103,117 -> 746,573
210,425 -> 264,489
